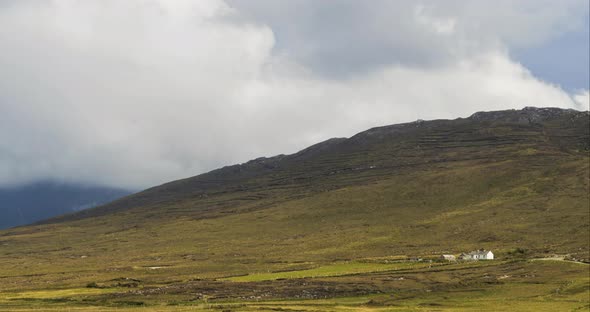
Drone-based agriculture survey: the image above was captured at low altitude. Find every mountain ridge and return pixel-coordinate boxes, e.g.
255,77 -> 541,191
36,106 -> 588,226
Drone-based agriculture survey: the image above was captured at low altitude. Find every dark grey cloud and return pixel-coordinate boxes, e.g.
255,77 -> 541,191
228,0 -> 589,78
228,0 -> 459,77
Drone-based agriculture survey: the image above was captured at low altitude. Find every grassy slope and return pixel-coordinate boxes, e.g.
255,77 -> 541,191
0,107 -> 588,310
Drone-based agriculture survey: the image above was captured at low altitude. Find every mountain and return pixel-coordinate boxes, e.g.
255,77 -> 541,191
0,182 -> 130,229
42,106 -> 590,232
0,107 -> 588,310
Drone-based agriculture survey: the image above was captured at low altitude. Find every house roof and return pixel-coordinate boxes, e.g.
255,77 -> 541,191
467,250 -> 492,256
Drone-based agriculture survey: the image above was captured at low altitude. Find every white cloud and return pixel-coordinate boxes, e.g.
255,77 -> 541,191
573,90 -> 590,110
0,0 -> 587,190
415,5 -> 457,35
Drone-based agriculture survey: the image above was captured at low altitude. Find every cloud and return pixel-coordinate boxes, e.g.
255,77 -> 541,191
228,0 -> 589,77
573,90 -> 590,110
0,0 -> 587,190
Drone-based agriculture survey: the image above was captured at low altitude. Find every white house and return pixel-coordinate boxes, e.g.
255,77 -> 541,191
440,254 -> 456,261
460,250 -> 494,260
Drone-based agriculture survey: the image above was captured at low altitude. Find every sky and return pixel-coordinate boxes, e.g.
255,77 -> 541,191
0,0 -> 588,190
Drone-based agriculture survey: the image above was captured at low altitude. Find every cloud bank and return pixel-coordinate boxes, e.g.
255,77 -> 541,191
0,0 -> 588,189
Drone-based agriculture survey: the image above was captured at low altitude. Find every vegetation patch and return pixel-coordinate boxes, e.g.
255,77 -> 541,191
223,261 -> 438,282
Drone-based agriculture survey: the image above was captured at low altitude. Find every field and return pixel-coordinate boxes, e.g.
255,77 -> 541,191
0,258 -> 587,311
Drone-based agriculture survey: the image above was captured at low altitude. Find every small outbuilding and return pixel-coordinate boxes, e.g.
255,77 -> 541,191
440,254 -> 456,261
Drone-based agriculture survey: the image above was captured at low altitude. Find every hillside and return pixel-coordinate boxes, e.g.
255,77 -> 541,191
0,107 -> 588,311
41,106 -> 590,225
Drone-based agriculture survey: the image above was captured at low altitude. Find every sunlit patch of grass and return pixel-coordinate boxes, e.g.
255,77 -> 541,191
0,287 -> 121,303
223,261 -> 439,282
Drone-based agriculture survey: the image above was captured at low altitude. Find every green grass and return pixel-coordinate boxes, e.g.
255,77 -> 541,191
224,261 -> 440,282
2,288 -> 120,300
